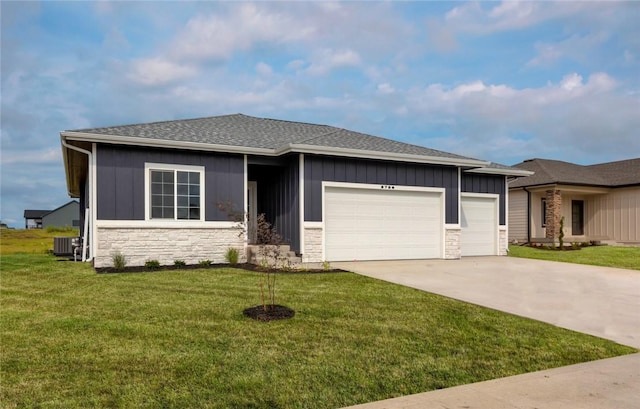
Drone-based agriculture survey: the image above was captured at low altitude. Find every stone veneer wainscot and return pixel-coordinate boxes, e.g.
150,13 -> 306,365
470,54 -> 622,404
94,225 -> 245,268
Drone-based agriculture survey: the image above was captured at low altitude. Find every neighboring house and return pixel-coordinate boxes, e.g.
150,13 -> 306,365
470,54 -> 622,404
60,114 -> 530,268
42,200 -> 80,229
24,209 -> 49,229
508,158 -> 640,244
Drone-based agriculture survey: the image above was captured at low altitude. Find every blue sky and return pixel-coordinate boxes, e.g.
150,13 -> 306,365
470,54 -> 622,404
1,1 -> 639,228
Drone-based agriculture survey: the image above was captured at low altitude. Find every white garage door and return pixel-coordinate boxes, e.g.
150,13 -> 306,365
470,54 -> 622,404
461,195 -> 497,256
324,186 -> 443,261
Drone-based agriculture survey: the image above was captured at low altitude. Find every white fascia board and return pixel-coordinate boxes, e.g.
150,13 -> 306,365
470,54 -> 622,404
465,167 -> 534,177
279,144 -> 489,168
61,131 -> 274,156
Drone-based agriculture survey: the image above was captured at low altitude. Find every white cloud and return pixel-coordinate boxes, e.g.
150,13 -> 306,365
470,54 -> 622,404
128,58 -> 197,86
171,4 -> 314,62
402,72 -> 633,162
527,32 -> 609,67
444,1 -> 599,34
255,62 -> 273,77
306,48 -> 362,76
377,83 -> 395,95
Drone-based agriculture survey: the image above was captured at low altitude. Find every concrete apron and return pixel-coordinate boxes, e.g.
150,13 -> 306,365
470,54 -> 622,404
335,257 -> 640,409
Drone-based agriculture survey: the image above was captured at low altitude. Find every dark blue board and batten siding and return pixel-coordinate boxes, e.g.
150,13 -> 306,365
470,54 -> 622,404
461,173 -> 507,225
304,156 -> 460,224
96,144 -> 244,221
249,155 -> 300,255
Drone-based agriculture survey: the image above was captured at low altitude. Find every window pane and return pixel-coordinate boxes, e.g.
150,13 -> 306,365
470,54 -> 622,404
177,172 -> 189,183
177,208 -> 188,219
189,197 -> 199,207
151,207 -> 163,218
152,195 -> 163,206
151,172 -> 163,183
189,172 -> 200,184
151,183 -> 163,194
177,196 -> 188,207
177,184 -> 188,195
189,185 -> 200,195
189,208 -> 200,219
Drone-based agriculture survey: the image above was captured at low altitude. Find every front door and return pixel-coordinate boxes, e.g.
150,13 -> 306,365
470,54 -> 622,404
572,200 -> 584,236
247,181 -> 257,243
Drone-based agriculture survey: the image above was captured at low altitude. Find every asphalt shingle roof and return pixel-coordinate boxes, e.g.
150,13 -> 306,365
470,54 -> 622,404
510,158 -> 640,188
24,210 -> 50,218
69,113 -> 477,161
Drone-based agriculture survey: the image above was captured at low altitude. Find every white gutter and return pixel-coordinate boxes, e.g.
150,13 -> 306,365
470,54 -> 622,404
465,167 -> 534,177
281,144 -> 489,168
61,136 -> 93,262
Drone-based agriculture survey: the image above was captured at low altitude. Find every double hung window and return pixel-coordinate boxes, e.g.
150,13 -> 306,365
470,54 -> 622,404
146,163 -> 204,221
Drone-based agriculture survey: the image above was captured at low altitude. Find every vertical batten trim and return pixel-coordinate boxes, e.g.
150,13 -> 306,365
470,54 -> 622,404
243,155 -> 248,246
91,143 -> 97,261
299,154 -> 305,256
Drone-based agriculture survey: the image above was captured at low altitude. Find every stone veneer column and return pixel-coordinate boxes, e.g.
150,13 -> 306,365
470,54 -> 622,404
444,227 -> 461,259
545,189 -> 562,240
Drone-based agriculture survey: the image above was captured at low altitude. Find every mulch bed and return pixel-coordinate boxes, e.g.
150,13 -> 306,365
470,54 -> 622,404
95,262 -> 346,274
243,305 -> 295,322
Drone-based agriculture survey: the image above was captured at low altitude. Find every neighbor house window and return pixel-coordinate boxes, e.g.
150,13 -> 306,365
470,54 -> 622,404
145,163 -> 205,221
541,198 -> 547,227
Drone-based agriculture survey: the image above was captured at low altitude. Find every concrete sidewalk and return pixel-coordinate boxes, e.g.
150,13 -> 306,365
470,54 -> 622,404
336,257 -> 640,409
343,353 -> 640,409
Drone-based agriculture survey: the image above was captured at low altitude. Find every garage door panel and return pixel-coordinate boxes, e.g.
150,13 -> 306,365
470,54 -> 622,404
461,196 -> 497,256
325,186 -> 443,261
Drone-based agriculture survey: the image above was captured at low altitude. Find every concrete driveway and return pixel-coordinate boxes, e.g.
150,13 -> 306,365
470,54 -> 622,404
335,256 -> 640,348
336,256 -> 640,409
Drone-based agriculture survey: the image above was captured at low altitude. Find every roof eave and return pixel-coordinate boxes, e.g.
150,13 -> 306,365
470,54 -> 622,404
61,131 -> 276,156
61,131 -> 491,168
283,143 -> 489,167
466,167 -> 534,177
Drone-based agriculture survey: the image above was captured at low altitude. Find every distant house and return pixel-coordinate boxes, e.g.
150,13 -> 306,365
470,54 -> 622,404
43,200 -> 80,229
508,158 -> 640,244
24,209 -> 50,229
23,201 -> 80,230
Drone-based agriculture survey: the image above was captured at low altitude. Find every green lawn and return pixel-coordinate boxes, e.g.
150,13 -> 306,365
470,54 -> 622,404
1,228 -> 78,255
509,245 -> 640,270
1,254 -> 635,409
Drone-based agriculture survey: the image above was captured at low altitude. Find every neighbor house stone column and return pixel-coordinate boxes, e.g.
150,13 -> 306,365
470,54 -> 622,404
545,189 -> 562,240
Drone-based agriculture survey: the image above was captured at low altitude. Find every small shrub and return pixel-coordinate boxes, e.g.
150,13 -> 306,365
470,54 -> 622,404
173,259 -> 186,267
225,247 -> 239,265
112,251 -> 127,271
145,259 -> 161,270
322,260 -> 331,271
198,259 -> 212,267
571,242 -> 580,250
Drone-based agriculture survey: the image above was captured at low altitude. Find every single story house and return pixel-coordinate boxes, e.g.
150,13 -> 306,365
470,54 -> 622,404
61,114 -> 530,268
508,158 -> 640,244
42,200 -> 80,229
24,201 -> 80,230
24,209 -> 49,229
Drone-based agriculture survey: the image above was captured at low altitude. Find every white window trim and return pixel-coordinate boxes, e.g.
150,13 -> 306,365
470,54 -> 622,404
144,163 -> 205,222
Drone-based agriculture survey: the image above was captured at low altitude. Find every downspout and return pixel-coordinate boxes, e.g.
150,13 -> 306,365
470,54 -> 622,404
61,137 -> 93,262
523,187 -> 531,244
